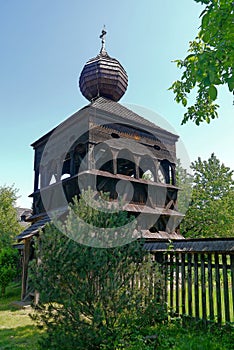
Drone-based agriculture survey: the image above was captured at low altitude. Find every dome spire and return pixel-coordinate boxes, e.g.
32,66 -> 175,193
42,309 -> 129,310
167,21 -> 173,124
99,26 -> 107,54
79,29 -> 128,102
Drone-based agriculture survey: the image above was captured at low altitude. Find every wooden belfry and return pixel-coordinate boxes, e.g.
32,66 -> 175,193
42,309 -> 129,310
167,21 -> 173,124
17,30 -> 183,299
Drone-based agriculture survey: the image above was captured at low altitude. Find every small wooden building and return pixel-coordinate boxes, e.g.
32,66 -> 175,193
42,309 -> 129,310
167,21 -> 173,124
17,31 -> 184,300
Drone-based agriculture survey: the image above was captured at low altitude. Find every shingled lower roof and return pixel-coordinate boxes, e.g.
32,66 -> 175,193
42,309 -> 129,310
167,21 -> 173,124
144,238 -> 234,253
16,216 -> 51,240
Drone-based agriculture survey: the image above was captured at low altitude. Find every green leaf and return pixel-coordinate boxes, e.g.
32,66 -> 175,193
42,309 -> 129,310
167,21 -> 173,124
201,31 -> 210,43
185,54 -> 195,62
227,77 -> 234,92
169,0 -> 233,125
201,13 -> 209,28
208,69 -> 216,84
208,85 -> 217,101
182,98 -> 187,107
204,77 -> 210,86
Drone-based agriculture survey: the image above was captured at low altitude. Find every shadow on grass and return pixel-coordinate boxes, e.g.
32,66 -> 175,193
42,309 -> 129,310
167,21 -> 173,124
0,303 -> 21,312
0,282 -> 43,350
0,282 -> 27,311
0,325 -> 41,350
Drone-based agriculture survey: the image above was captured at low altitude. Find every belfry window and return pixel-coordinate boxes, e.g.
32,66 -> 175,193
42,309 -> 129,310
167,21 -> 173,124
61,153 -> 71,180
158,159 -> 174,184
139,155 -> 156,181
117,149 -> 136,177
94,144 -> 114,174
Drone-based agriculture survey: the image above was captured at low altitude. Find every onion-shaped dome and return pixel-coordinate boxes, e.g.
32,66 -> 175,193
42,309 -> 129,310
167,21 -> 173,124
79,29 -> 128,102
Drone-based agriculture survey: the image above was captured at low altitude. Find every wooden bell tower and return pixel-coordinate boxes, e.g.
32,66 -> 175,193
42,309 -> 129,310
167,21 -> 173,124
28,29 -> 183,240
17,29 -> 184,299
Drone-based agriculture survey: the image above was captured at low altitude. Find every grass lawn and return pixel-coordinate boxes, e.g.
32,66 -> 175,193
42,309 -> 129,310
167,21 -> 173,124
0,282 -> 233,349
0,282 -> 41,350
154,320 -> 234,350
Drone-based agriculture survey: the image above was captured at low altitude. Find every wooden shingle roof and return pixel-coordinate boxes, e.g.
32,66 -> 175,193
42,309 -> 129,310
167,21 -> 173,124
32,96 -> 179,148
16,216 -> 50,240
89,97 -> 178,140
144,238 -> 234,253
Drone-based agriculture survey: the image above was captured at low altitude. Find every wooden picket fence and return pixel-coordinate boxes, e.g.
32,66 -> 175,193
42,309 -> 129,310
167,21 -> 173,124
156,251 -> 234,325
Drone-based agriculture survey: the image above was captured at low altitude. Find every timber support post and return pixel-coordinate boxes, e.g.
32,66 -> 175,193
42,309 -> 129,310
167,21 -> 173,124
21,238 -> 30,301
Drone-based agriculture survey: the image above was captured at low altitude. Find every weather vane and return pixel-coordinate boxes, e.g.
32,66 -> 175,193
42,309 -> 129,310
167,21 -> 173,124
100,25 -> 107,53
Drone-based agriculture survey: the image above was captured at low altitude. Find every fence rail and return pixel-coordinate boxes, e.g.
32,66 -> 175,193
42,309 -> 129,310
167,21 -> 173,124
154,251 -> 234,325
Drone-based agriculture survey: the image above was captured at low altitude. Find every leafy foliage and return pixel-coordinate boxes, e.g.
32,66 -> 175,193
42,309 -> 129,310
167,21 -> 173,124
0,248 -> 19,296
169,0 -> 234,125
31,190 -> 166,349
63,189 -> 137,248
181,153 -> 234,237
0,185 -> 21,249
176,159 -> 193,214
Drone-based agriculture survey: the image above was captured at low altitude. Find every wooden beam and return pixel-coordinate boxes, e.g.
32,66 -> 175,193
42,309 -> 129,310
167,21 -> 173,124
21,238 -> 30,301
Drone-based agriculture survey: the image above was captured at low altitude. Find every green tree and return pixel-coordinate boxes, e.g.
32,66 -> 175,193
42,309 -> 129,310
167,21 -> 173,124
0,185 -> 21,249
176,159 -> 193,215
170,0 -> 234,125
31,190 -> 165,349
0,248 -> 18,296
181,153 -> 234,238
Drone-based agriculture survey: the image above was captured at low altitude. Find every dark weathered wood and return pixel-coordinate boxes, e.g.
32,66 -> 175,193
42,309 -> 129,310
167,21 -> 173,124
181,253 -> 186,315
187,254 -> 192,316
21,238 -> 31,301
79,51 -> 128,102
175,253 -> 180,316
207,254 -> 214,321
215,253 -> 222,324
164,252 -> 169,318
194,253 -> 200,320
231,254 -> 234,317
200,254 -> 207,323
150,250 -> 233,325
169,253 -> 174,312
163,253 -> 168,306
222,254 -> 230,323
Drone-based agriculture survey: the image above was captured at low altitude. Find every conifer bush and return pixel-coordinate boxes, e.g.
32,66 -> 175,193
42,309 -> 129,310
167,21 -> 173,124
31,190 -> 166,349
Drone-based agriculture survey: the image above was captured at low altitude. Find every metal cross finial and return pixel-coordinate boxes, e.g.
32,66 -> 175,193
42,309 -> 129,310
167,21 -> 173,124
99,26 -> 107,54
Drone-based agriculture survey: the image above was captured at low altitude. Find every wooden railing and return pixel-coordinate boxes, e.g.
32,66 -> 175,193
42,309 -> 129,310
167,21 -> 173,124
155,251 -> 234,325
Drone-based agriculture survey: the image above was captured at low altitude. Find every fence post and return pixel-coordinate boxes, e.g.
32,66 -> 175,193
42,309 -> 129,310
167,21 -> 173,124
169,252 -> 174,315
175,253 -> 180,316
222,254 -> 230,323
201,253 -> 207,325
215,253 -> 222,324
187,254 -> 192,317
181,253 -> 186,316
194,253 -> 200,321
163,253 -> 168,307
207,254 -> 214,321
231,254 -> 234,318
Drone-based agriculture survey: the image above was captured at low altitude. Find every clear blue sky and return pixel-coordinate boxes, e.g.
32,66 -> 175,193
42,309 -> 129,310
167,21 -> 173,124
0,0 -> 233,208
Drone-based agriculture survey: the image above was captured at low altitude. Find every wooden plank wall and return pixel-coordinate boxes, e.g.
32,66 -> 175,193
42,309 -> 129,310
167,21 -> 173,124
157,251 -> 234,325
